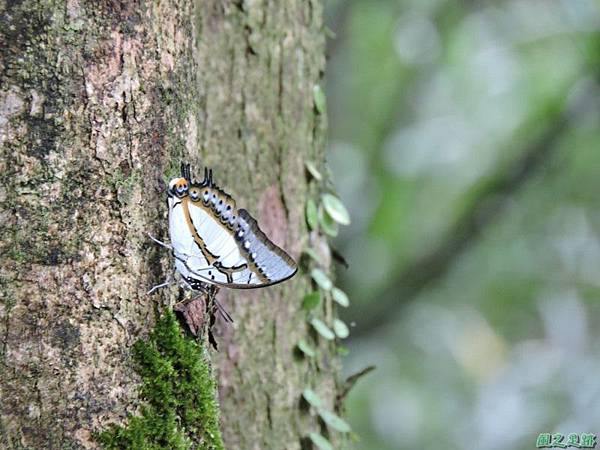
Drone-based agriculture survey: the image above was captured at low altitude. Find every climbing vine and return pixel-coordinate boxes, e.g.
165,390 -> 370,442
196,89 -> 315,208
298,84 -> 354,450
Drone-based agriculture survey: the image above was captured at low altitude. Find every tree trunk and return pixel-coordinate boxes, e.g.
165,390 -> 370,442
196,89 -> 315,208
1,1 -> 339,449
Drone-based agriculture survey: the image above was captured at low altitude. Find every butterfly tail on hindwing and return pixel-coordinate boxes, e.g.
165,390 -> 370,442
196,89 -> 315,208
180,162 -> 192,183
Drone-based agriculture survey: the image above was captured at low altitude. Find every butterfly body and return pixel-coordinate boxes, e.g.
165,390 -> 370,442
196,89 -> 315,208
167,164 -> 297,290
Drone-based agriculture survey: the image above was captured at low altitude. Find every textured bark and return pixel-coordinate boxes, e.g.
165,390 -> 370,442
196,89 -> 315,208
0,1 -> 337,449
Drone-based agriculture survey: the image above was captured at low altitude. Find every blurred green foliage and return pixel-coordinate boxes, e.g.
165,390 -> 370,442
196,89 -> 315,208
325,1 -> 600,449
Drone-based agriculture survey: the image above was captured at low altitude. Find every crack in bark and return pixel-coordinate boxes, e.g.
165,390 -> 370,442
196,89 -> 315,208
265,390 -> 273,431
276,145 -> 291,221
1,300 -> 12,370
277,43 -> 284,116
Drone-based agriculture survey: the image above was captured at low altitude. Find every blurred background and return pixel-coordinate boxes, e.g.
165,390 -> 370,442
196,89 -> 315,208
323,1 -> 600,449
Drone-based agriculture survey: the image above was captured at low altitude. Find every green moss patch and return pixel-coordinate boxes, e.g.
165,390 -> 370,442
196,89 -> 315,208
98,310 -> 224,450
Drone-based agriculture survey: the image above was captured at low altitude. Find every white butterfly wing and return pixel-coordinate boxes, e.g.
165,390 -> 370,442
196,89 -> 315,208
167,171 -> 297,290
226,209 -> 297,288
168,197 -> 227,285
186,202 -> 244,269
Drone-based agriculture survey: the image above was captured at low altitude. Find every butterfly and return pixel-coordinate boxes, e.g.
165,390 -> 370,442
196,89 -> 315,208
151,163 -> 297,293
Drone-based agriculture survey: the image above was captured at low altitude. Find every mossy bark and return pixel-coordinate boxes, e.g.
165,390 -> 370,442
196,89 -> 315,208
0,1 -> 339,449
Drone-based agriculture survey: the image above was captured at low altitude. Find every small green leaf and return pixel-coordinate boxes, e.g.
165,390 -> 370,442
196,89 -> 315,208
305,161 -> 322,181
297,340 -> 316,358
310,318 -> 335,340
318,205 -> 339,237
322,193 -> 351,225
331,287 -> 349,307
313,85 -> 326,114
302,291 -> 321,311
311,268 -> 332,291
333,318 -> 350,339
309,432 -> 334,450
303,247 -> 320,261
319,410 -> 352,433
336,345 -> 349,356
302,388 -> 324,409
306,199 -> 318,230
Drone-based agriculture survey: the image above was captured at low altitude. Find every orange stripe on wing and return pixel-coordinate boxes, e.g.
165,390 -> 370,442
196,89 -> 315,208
181,197 -> 218,265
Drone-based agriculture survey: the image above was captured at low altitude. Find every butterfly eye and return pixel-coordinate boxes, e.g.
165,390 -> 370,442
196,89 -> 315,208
177,181 -> 188,193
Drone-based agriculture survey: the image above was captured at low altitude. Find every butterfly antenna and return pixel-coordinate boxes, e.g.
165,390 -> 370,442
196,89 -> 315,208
206,286 -> 233,323
214,298 -> 234,323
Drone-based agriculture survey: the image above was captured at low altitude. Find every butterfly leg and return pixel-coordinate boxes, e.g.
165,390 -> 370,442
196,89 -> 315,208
147,280 -> 172,294
147,265 -> 177,295
202,285 -> 233,324
205,287 -> 222,350
147,233 -> 173,250
146,234 -> 178,293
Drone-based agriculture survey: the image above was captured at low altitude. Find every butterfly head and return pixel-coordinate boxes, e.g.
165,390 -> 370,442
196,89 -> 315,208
168,177 -> 189,198
168,163 -> 216,199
